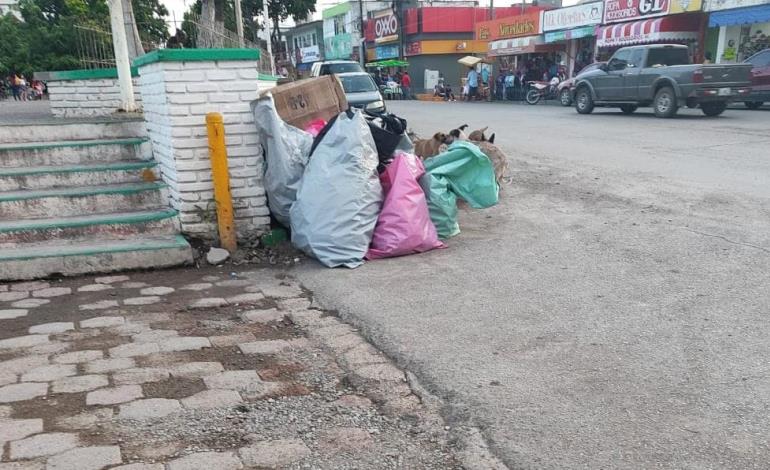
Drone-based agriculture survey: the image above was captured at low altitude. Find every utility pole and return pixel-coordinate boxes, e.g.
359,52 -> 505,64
358,0 -> 365,66
490,0 -> 494,20
107,0 -> 137,112
396,0 -> 404,60
263,1 -> 276,75
234,0 -> 244,47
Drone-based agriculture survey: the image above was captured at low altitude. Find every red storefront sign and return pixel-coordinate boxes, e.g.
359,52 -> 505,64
405,41 -> 422,56
475,11 -> 542,41
603,0 -> 670,24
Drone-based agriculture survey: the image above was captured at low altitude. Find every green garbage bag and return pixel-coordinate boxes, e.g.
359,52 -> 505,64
419,141 -> 499,239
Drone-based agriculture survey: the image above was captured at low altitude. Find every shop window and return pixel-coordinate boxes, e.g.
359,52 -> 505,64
312,33 -> 317,46
629,49 -> 644,68
609,49 -> 633,70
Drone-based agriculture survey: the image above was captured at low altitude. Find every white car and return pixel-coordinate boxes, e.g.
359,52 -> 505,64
311,60 -> 364,77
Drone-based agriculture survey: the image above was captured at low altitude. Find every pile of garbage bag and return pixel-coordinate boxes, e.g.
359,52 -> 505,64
253,99 -> 499,269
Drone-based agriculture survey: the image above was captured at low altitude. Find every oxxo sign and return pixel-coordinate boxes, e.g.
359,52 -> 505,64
374,12 -> 398,43
604,0 -> 670,23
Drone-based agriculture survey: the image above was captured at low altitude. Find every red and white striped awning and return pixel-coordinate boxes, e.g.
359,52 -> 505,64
596,14 -> 701,48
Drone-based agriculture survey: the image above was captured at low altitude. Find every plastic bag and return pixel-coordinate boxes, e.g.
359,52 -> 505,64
366,152 -> 444,259
364,112 -> 408,162
290,110 -> 383,268
251,95 -> 312,227
304,119 -> 327,137
420,140 -> 499,239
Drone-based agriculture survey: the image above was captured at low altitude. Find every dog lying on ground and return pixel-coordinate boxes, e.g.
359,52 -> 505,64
413,132 -> 449,158
447,125 -> 506,184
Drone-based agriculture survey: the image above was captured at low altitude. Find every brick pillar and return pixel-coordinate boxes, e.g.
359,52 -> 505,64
134,49 -> 278,239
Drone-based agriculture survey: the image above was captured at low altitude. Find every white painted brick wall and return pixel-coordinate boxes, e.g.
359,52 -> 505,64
47,77 -> 142,118
137,59 -> 275,240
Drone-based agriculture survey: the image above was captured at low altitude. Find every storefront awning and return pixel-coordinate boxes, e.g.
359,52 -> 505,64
709,4 -> 770,27
545,25 -> 598,43
596,14 -> 701,48
488,36 -> 564,56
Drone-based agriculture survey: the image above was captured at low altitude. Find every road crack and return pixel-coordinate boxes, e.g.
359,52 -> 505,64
682,228 -> 770,254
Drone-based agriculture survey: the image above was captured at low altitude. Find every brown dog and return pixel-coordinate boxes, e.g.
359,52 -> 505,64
473,140 -> 507,185
413,132 -> 449,158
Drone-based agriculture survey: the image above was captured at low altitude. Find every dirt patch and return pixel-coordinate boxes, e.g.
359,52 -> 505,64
143,377 -> 207,400
72,333 -> 129,352
257,362 -> 305,381
12,391 -> 87,426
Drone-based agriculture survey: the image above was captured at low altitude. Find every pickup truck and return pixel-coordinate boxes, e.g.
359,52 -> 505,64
573,45 -> 753,118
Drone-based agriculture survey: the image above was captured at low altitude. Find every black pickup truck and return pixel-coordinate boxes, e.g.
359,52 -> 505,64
573,44 -> 753,118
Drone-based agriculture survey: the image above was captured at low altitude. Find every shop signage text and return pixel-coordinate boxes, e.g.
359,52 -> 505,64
299,45 -> 320,63
543,2 -> 603,32
374,11 -> 399,43
703,0 -> 769,11
476,12 -> 542,41
603,0 -> 670,23
375,44 -> 400,60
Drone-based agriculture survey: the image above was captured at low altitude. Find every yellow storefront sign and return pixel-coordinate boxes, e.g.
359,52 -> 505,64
669,0 -> 703,14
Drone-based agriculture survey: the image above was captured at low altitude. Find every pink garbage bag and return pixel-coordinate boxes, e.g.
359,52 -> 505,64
366,152 -> 445,259
304,119 -> 327,137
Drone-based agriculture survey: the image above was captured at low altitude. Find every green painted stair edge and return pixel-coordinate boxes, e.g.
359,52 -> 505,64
0,209 -> 179,233
0,235 -> 190,262
0,161 -> 158,177
0,137 -> 148,152
0,182 -> 168,202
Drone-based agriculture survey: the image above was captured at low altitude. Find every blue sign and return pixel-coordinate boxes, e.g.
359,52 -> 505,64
375,44 -> 400,60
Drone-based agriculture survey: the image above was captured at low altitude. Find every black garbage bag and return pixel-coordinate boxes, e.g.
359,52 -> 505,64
364,111 -> 408,164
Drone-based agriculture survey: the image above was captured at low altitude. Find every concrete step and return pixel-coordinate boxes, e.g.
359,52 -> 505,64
0,208 -> 180,246
0,138 -> 151,168
0,161 -> 159,191
0,235 -> 193,281
0,118 -> 145,144
0,182 -> 167,219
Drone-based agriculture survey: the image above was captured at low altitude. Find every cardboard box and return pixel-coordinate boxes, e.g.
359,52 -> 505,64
260,75 -> 348,130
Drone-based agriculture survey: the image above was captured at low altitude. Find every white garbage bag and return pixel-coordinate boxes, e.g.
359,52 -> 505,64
251,95 -> 312,227
290,110 -> 383,268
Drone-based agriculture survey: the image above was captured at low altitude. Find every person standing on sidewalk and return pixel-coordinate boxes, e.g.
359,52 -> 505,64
466,67 -> 479,101
401,71 -> 412,100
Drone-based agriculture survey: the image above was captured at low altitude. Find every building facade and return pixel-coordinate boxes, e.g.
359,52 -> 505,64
0,0 -> 21,19
285,20 -> 325,75
704,0 -> 770,63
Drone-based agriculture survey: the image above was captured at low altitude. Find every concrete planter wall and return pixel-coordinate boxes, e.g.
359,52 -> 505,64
37,68 -> 143,118
133,48 -> 278,239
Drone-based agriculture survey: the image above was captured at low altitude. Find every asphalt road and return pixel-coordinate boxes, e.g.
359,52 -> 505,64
294,101 -> 770,469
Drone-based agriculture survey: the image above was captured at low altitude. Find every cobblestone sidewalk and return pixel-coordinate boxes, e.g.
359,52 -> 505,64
0,268 -> 462,469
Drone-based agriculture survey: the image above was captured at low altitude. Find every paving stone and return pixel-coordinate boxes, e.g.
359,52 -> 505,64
21,364 -> 77,382
28,322 -> 75,334
11,298 -> 50,308
238,439 -> 311,468
179,283 -> 213,291
201,275 -> 220,282
109,322 -> 150,336
181,389 -> 242,409
118,398 -> 181,420
10,281 -> 49,291
54,408 -> 113,430
84,358 -> 135,374
95,275 -> 129,284
208,333 -> 256,348
0,405 -> 12,417
0,284 -> 5,292
131,330 -> 178,343
0,462 -> 45,470
110,464 -> 164,470
139,286 -> 175,296
227,293 -> 265,304
168,362 -> 224,378
157,337 -> 210,352
342,343 -> 388,367
238,340 -> 291,355
188,298 -> 228,309
0,335 -> 49,350
112,368 -> 169,385
0,418 -> 43,441
123,296 -> 161,306
259,284 -> 304,299
0,372 -> 16,386
77,284 -> 113,292
318,427 -> 374,451
29,343 -> 72,356
286,310 -> 330,328
353,363 -> 405,382
215,279 -> 253,288
9,432 -> 79,459
109,342 -> 160,358
0,355 -> 49,375
51,375 -> 108,394
53,350 -> 104,364
321,333 -> 364,354
45,445 -> 122,470
31,287 -> 71,298
240,308 -> 284,323
79,316 -> 125,328
86,385 -> 143,405
167,451 -> 243,470
202,370 -> 280,398
120,281 -> 149,289
0,309 -> 28,320
0,291 -> 29,302
79,301 -> 119,311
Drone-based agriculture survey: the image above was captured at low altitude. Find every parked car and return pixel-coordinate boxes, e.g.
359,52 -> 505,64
558,62 -> 606,106
336,72 -> 386,113
573,44 -> 753,118
742,48 -> 770,110
311,60 -> 364,77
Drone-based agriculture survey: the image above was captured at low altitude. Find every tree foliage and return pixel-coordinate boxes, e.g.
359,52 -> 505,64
0,0 -> 168,75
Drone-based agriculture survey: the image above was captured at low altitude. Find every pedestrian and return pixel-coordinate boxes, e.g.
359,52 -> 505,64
466,66 -> 478,101
704,51 -> 713,64
11,73 -> 21,101
401,71 -> 412,100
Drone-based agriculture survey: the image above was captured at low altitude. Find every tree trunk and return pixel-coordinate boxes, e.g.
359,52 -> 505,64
200,0 -> 219,48
121,0 -> 144,57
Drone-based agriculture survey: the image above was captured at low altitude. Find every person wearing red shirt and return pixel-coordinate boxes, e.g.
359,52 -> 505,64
400,71 -> 412,100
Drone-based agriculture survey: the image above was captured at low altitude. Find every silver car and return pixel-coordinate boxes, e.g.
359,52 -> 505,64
336,72 -> 386,114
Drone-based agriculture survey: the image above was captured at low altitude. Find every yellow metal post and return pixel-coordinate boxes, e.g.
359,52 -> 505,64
205,112 -> 237,253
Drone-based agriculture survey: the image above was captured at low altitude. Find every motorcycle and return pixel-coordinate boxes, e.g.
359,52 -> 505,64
525,78 -> 560,105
